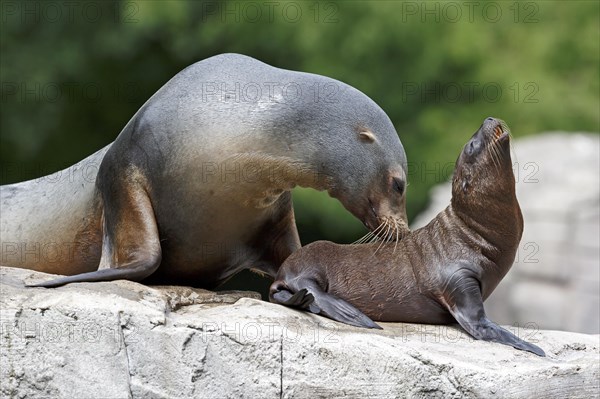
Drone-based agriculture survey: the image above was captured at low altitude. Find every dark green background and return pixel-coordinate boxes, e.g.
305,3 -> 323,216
1,1 -> 598,294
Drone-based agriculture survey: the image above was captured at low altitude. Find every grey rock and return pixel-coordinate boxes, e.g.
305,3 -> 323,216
412,133 -> 600,334
1,266 -> 599,399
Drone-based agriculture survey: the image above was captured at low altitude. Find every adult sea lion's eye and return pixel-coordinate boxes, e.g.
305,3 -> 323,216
393,177 -> 405,195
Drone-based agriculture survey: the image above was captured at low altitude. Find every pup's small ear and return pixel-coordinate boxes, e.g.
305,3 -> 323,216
359,130 -> 376,143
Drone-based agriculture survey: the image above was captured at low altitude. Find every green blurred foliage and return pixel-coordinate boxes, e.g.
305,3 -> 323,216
1,0 -> 599,247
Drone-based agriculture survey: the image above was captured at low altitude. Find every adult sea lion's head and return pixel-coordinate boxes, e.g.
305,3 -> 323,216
309,96 -> 410,241
451,117 -> 515,209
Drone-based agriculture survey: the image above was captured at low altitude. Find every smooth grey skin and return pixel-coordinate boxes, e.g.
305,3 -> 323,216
1,53 -> 409,288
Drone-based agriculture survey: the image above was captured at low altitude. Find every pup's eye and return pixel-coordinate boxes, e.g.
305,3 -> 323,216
392,177 -> 405,195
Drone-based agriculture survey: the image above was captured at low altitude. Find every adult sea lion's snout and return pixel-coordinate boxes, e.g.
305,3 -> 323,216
328,165 -> 409,241
371,174 -> 409,239
321,117 -> 410,242
351,171 -> 410,241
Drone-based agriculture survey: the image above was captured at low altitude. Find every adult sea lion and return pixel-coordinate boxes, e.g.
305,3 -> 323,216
270,117 -> 546,356
1,53 -> 409,288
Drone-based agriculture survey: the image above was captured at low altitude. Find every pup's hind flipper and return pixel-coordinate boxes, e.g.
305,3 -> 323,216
444,271 -> 545,356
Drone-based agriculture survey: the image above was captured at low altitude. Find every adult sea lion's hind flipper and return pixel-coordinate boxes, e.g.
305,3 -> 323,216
28,168 -> 162,289
444,272 -> 545,357
26,265 -> 158,288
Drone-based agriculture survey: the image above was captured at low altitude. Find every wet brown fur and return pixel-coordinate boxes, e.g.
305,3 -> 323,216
270,118 -> 545,356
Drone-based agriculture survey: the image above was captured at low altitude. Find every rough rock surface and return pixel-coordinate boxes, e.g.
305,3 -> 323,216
1,266 -> 599,399
412,133 -> 600,334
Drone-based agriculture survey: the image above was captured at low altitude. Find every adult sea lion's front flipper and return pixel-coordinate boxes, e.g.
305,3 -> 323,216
442,269 -> 545,357
27,166 -> 162,288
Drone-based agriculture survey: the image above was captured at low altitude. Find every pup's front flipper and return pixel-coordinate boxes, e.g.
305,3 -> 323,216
443,270 -> 545,357
315,288 -> 382,329
270,280 -> 381,329
271,288 -> 319,313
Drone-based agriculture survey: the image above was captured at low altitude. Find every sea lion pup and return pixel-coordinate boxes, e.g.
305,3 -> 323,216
271,117 -> 546,356
1,53 -> 409,288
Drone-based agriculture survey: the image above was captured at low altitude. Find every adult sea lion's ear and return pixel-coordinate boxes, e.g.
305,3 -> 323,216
359,131 -> 376,143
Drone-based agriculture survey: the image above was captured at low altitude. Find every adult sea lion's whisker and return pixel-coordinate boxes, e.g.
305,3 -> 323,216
370,222 -> 388,243
373,223 -> 391,255
354,222 -> 385,244
355,222 -> 385,244
368,225 -> 383,244
393,222 -> 399,254
358,231 -> 377,244
352,231 -> 372,245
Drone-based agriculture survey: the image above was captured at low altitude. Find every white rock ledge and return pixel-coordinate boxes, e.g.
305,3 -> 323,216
1,266 -> 598,399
